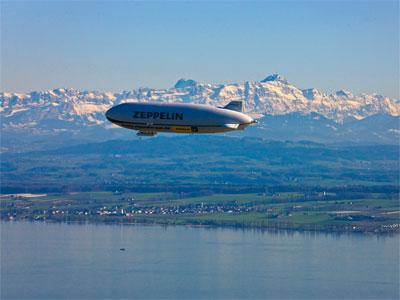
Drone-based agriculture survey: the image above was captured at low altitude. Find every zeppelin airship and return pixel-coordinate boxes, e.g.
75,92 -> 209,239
105,101 -> 256,136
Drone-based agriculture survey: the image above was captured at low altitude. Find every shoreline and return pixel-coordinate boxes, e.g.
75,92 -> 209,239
2,217 -> 399,235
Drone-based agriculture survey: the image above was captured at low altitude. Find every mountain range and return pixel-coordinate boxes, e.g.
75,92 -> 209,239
1,75 -> 399,151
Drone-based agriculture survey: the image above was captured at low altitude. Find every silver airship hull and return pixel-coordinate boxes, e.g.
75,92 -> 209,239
105,101 -> 256,135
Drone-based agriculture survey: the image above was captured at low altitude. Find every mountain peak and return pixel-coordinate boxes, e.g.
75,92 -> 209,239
302,88 -> 321,100
174,79 -> 198,89
261,74 -> 289,84
335,90 -> 353,97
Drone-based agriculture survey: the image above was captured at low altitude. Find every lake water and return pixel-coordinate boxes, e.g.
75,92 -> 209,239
1,221 -> 399,299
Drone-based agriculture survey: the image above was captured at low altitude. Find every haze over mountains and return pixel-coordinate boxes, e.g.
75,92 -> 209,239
1,75 -> 399,151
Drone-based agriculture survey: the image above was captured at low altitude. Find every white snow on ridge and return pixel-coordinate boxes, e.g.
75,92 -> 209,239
72,103 -> 109,116
4,107 -> 30,117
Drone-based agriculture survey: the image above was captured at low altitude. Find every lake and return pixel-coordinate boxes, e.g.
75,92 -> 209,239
1,221 -> 399,299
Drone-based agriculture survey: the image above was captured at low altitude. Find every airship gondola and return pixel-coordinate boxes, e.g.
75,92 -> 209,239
105,101 -> 257,136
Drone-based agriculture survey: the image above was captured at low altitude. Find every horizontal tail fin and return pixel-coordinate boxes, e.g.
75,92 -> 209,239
223,101 -> 242,112
222,123 -> 240,129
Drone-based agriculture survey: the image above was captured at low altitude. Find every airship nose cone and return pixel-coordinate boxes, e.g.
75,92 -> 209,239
105,106 -> 117,122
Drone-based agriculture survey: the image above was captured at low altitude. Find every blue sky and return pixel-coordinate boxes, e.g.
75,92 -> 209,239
1,1 -> 399,98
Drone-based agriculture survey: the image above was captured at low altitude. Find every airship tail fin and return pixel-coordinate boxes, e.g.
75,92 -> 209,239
223,101 -> 242,112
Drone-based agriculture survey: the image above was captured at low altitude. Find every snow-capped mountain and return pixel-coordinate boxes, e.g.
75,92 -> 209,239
1,75 -> 399,131
1,75 -> 399,150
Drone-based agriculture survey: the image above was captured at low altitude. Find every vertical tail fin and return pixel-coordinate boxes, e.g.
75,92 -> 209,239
223,101 -> 242,112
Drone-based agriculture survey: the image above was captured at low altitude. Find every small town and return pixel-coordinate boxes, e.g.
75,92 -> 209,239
2,191 -> 399,234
